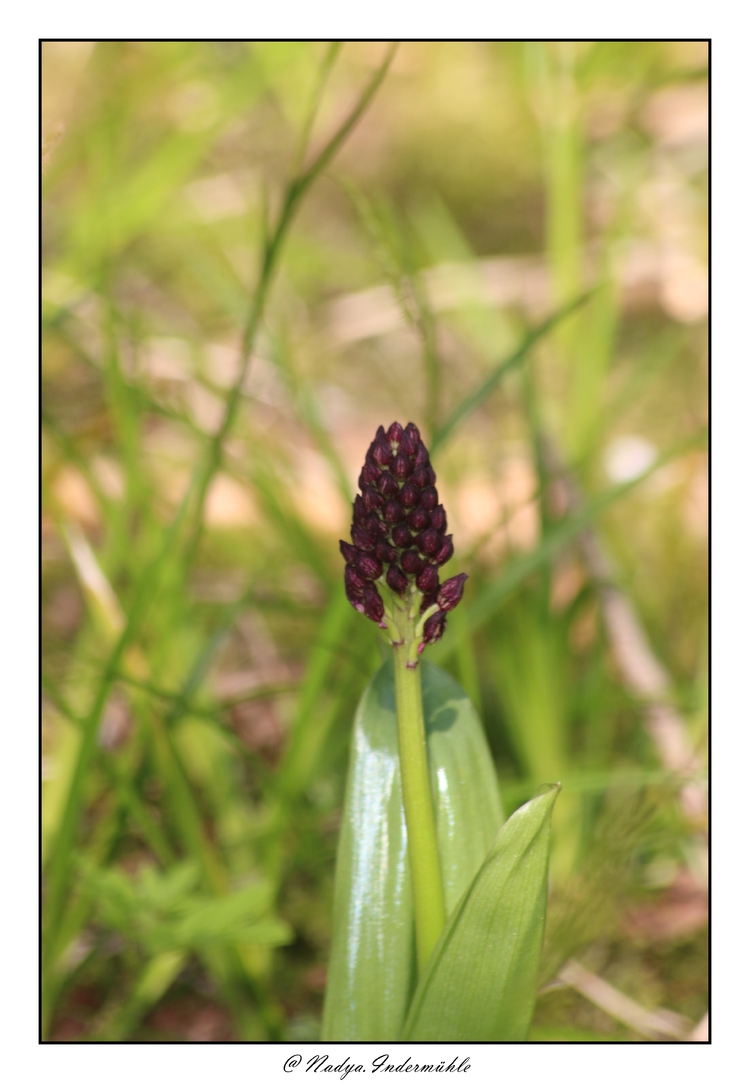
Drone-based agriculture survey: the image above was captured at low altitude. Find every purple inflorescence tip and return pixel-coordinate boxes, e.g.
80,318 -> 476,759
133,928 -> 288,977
338,422 -> 466,642
387,421 -> 404,445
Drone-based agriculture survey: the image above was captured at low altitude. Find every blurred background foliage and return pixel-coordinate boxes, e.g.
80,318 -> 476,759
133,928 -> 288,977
41,41 -> 708,1042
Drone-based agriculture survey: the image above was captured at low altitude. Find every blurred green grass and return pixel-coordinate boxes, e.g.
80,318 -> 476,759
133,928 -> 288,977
42,41 -> 708,1041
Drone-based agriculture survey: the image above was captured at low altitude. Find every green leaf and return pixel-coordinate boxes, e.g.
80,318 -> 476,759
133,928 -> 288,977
322,659 -> 503,1041
401,784 -> 559,1041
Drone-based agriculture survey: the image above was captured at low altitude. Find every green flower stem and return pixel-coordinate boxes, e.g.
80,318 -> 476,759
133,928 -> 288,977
392,633 -> 446,974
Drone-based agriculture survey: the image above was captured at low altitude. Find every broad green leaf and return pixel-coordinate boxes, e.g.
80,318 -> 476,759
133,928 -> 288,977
322,659 -> 503,1041
401,784 -> 559,1041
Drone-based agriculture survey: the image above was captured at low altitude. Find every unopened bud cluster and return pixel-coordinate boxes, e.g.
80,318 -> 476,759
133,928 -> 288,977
340,422 -> 467,659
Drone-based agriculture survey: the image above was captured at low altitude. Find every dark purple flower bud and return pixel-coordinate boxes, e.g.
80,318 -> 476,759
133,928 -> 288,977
363,583 -> 385,624
422,610 -> 446,644
355,551 -> 383,581
398,481 -> 420,508
345,589 -> 365,614
375,541 -> 399,564
340,540 -> 358,563
363,486 -> 384,511
375,425 -> 387,441
365,512 -> 388,539
392,523 -> 413,548
345,564 -> 366,603
421,486 -> 438,510
400,434 -> 417,458
383,499 -> 405,523
416,528 -> 440,555
415,442 -> 430,466
387,421 -> 404,446
401,549 -> 425,575
431,505 -> 447,533
416,564 -> 439,594
393,452 -> 414,479
434,534 -> 454,566
360,459 -> 380,488
411,465 -> 431,490
353,494 -> 367,523
436,573 -> 468,612
401,423 -> 420,456
352,523 -> 375,550
372,436 -> 392,467
376,471 -> 399,498
407,507 -> 431,532
386,564 -> 409,595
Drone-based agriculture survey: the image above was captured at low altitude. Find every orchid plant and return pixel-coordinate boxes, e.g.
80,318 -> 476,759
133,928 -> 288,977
322,422 -> 559,1041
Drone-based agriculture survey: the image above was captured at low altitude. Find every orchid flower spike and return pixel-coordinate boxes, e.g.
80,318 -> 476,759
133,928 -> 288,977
339,422 -> 467,666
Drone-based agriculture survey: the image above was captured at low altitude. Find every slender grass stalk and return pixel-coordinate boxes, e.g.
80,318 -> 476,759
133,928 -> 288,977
430,289 -> 595,455
183,42 -> 398,566
291,42 -> 343,177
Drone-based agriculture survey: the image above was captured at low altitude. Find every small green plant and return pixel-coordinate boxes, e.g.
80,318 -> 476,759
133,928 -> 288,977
322,422 -> 559,1040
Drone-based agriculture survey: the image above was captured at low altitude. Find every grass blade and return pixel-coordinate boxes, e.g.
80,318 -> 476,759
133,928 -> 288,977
430,290 -> 594,454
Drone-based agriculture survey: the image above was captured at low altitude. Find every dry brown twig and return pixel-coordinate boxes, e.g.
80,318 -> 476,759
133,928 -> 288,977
558,959 -> 694,1041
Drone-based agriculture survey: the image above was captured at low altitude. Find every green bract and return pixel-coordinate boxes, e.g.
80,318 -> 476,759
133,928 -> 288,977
402,783 -> 559,1040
